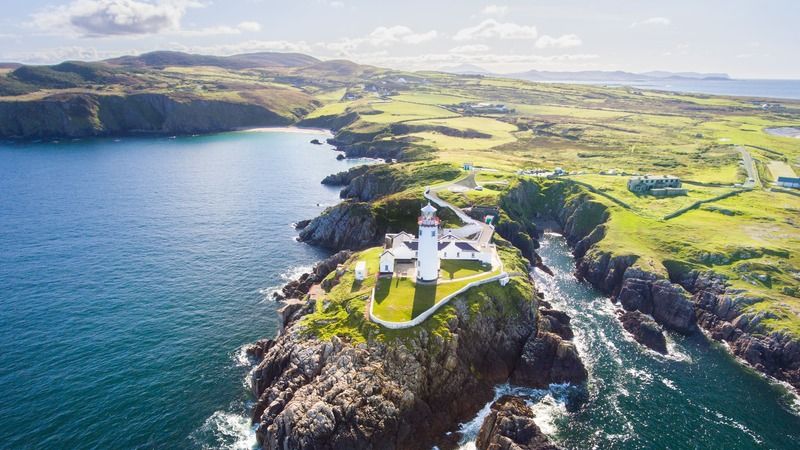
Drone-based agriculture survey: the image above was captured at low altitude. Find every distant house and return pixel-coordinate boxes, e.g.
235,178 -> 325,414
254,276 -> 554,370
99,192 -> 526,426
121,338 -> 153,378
461,102 -> 511,114
627,175 -> 683,194
777,176 -> 800,189
463,162 -> 474,171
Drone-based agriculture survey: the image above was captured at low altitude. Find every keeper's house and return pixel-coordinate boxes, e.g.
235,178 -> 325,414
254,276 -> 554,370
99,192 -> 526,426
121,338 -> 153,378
627,175 -> 686,196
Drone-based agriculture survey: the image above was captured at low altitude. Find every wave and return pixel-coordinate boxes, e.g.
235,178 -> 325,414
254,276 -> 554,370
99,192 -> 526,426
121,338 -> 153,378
190,410 -> 258,450
456,383 -> 581,448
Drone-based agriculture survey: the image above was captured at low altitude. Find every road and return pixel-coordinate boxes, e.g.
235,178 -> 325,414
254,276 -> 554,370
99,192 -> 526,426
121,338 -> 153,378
424,172 -> 494,245
737,146 -> 760,189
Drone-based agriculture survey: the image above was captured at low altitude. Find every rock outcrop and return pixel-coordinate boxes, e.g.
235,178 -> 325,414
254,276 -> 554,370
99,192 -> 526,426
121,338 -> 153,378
684,271 -> 800,389
511,309 -> 587,388
297,201 -> 379,250
476,396 -> 561,450
273,250 -> 352,300
617,310 -> 668,354
250,279 -> 544,449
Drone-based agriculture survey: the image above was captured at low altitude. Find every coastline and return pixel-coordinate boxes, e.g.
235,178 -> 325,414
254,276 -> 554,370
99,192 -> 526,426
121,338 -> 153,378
239,126 -> 334,136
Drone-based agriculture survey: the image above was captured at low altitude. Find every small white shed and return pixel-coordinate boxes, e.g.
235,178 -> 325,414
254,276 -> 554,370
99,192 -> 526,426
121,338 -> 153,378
354,261 -> 367,281
379,250 -> 395,274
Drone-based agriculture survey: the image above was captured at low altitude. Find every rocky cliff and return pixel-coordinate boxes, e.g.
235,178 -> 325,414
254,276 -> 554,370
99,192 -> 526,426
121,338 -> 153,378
0,92 -> 300,139
247,270 -> 586,449
476,396 -> 561,450
523,179 -> 800,391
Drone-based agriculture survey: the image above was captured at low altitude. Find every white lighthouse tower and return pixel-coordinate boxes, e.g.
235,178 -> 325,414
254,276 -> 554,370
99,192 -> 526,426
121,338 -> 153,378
416,203 -> 440,282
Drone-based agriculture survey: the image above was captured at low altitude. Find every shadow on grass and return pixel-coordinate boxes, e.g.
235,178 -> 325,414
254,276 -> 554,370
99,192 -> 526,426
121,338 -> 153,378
374,277 -> 392,304
350,280 -> 363,293
412,282 -> 437,318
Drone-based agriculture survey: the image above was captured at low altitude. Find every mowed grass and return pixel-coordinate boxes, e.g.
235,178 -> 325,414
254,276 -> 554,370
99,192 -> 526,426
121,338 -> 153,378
440,259 -> 492,279
372,269 -> 498,322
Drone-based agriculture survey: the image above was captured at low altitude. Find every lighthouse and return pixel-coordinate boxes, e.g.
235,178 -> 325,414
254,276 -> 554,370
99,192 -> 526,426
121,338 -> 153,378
416,203 -> 440,282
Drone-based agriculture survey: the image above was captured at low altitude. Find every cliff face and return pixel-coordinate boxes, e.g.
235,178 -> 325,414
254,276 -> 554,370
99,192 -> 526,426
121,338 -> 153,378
529,179 -> 800,390
250,280 -> 544,449
0,93 -> 294,139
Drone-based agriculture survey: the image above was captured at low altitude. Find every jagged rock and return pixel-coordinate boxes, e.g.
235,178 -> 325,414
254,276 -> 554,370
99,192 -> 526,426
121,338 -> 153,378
320,165 -> 370,186
538,309 -> 574,340
274,251 -> 352,300
476,396 -> 560,450
310,139 -> 323,145
294,219 -> 311,230
618,311 -> 668,354
250,282 -> 547,449
298,201 -> 378,250
511,331 -> 587,388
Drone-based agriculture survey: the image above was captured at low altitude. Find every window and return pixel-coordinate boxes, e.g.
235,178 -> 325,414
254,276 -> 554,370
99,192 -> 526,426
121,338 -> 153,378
384,265 -> 388,271
431,230 -> 435,237
457,252 -> 460,257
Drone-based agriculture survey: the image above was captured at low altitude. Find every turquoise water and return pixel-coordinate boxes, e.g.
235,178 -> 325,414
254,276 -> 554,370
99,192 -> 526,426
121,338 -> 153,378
0,131 -> 367,449
461,234 -> 800,449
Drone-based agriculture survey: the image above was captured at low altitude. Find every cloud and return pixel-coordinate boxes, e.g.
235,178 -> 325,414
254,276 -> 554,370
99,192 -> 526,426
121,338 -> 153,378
481,4 -> 508,16
318,25 -> 438,54
358,51 -> 599,71
368,26 -> 437,45
535,34 -> 582,49
30,0 -> 203,37
631,17 -> 671,27
449,44 -> 490,53
453,19 -> 537,41
170,39 -> 313,55
237,21 -> 261,32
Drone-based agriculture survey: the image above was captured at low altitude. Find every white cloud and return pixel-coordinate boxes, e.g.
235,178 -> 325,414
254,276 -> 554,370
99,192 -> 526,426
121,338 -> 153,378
358,51 -> 599,71
328,0 -> 345,7
481,4 -> 508,16
535,34 -> 582,49
237,21 -> 261,32
368,26 -> 437,45
318,25 -> 438,54
453,19 -> 537,41
631,17 -> 671,27
30,0 -> 203,37
449,44 -> 490,53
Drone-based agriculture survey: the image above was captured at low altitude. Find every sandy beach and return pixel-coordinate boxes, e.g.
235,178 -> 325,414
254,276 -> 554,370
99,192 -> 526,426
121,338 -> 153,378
240,126 -> 333,136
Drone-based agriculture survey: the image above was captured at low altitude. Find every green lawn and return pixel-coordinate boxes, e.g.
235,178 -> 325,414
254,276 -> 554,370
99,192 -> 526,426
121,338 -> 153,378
440,259 -> 492,279
372,269 -> 498,322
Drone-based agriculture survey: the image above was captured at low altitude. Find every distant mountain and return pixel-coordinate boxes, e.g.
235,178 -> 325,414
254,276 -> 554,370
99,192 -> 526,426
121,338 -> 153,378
641,71 -> 730,80
104,51 -> 320,70
485,69 -> 731,83
439,64 -> 492,76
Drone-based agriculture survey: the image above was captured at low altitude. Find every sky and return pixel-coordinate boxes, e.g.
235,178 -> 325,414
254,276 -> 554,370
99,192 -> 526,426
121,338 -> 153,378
0,0 -> 798,78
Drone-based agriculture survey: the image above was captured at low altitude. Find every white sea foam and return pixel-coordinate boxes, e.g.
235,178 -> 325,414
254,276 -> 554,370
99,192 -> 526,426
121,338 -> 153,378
456,383 -> 576,448
191,411 -> 257,450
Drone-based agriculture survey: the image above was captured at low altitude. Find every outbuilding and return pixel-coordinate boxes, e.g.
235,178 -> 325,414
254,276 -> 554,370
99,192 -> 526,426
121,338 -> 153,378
354,261 -> 367,281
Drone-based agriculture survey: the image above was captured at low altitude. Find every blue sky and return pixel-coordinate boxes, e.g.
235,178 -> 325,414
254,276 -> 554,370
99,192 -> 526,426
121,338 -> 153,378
1,0 -> 798,78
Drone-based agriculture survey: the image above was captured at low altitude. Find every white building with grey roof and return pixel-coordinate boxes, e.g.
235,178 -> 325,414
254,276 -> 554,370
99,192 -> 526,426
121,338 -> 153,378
379,203 -> 495,277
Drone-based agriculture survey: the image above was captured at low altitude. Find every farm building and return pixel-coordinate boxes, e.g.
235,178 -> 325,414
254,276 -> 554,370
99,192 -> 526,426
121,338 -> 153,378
777,176 -> 800,189
628,175 -> 683,194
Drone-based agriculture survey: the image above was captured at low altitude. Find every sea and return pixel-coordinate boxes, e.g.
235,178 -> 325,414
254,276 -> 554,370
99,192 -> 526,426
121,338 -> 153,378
1,131 -> 799,449
0,130 -> 370,449
546,78 -> 800,100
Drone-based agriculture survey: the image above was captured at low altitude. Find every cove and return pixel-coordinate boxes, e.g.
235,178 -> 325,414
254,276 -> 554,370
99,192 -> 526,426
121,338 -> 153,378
460,233 -> 800,449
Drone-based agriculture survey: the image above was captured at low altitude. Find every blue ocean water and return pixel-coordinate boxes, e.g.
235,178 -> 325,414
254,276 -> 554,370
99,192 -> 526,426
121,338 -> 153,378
0,130 -> 367,449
